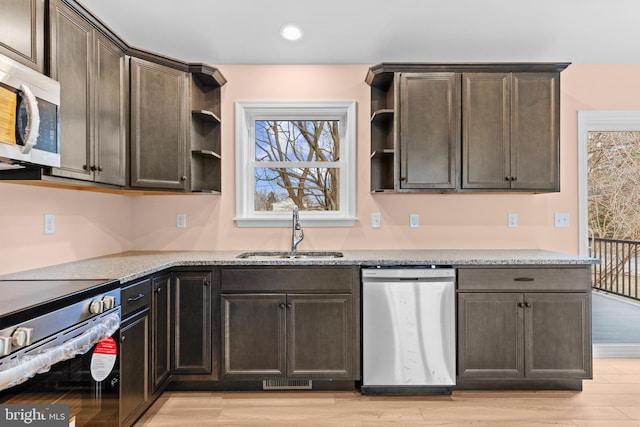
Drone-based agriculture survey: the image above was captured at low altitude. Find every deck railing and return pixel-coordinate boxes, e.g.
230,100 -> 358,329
591,237 -> 640,301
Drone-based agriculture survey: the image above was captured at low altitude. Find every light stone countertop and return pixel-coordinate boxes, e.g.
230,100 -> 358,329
0,249 -> 595,284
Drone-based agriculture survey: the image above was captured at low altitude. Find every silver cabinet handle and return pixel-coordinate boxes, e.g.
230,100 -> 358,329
127,293 -> 144,302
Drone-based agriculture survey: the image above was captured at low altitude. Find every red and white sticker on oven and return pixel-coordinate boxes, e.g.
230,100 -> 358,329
90,336 -> 117,382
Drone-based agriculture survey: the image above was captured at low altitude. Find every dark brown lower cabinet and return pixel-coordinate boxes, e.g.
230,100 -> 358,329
172,271 -> 213,374
151,273 -> 171,392
288,294 -> 353,378
458,292 -> 591,380
120,309 -> 149,427
222,294 -> 286,377
221,293 -> 354,379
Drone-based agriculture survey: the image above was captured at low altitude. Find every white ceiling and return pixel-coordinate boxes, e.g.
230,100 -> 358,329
80,0 -> 640,65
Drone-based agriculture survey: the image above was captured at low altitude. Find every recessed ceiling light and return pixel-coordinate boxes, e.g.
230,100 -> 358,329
280,24 -> 304,41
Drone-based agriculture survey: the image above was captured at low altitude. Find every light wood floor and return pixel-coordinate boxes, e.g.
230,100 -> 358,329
135,358 -> 640,426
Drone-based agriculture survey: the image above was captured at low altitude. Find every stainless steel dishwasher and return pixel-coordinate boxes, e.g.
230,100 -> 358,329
362,267 -> 456,394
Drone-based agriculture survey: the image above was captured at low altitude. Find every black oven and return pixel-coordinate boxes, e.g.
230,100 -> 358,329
0,280 -> 120,427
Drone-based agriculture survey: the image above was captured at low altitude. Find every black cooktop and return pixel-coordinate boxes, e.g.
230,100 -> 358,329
0,279 -> 120,328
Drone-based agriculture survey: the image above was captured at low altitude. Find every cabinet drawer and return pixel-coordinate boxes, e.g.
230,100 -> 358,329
458,267 -> 590,292
221,267 -> 356,292
121,278 -> 152,317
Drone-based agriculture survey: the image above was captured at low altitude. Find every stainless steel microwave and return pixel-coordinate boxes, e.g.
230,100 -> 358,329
0,53 -> 60,170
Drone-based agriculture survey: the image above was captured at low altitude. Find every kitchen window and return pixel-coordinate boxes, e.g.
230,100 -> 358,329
235,101 -> 356,227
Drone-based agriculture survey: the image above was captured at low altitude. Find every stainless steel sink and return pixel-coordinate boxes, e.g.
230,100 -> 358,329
236,251 -> 344,260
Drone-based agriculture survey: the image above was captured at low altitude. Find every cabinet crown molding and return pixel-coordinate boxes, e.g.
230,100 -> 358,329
366,62 -> 571,86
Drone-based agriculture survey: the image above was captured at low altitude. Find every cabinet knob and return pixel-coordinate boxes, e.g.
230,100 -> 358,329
505,176 -> 511,181
181,175 -> 187,181
121,335 -> 126,343
524,302 -> 532,308
204,281 -> 210,286
518,302 -> 525,308
279,303 -> 286,309
155,287 -> 162,293
400,176 -> 407,181
98,166 -> 103,172
83,164 -> 88,171
90,165 -> 97,171
286,303 -> 292,309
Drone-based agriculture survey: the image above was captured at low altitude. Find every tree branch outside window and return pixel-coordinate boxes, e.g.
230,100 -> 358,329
254,120 -> 340,212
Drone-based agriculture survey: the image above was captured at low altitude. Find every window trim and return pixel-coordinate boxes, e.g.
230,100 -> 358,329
577,110 -> 640,256
235,100 -> 357,227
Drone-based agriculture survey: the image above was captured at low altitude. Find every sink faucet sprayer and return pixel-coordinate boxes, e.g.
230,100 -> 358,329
291,206 -> 304,251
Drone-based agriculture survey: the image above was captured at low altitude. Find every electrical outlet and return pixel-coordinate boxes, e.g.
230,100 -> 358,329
508,213 -> 518,228
409,213 -> 419,228
44,213 -> 55,235
371,213 -> 381,228
555,212 -> 570,228
176,213 -> 187,228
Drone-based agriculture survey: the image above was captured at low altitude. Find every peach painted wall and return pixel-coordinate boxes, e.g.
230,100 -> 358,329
3,64 -> 640,275
0,184 -> 132,275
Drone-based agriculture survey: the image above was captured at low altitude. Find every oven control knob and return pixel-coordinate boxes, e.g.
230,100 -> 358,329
11,327 -> 33,348
89,299 -> 104,314
0,336 -> 12,355
102,296 -> 116,310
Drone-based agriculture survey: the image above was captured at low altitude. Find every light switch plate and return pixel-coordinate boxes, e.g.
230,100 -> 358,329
409,213 -> 419,228
508,213 -> 518,228
176,213 -> 187,228
371,213 -> 381,228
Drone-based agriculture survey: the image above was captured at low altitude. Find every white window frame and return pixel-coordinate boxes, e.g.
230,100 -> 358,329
235,100 -> 357,227
577,110 -> 640,255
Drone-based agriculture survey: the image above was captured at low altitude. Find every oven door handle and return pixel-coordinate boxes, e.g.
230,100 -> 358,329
0,312 -> 120,392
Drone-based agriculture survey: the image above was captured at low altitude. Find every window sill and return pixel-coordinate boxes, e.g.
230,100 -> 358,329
234,217 -> 357,228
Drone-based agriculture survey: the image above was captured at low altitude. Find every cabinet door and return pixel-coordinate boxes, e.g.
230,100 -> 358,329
398,73 -> 460,190
130,57 -> 189,190
457,292 -> 524,379
49,0 -> 94,181
524,292 -> 592,378
462,72 -> 511,189
172,271 -> 212,374
510,73 -> 560,191
287,294 -> 354,379
151,274 -> 171,392
0,0 -> 44,72
93,32 -> 126,186
120,310 -> 149,426
221,294 -> 286,378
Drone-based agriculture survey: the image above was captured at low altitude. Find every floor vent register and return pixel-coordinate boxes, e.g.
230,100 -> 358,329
262,379 -> 312,390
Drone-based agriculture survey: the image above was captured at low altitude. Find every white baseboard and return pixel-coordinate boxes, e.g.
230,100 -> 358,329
593,344 -> 640,357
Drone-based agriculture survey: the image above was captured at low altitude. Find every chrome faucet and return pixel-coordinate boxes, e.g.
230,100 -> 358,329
291,205 -> 304,252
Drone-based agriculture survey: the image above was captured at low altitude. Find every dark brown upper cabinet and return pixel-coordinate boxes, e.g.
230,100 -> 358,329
0,0 -> 45,73
129,59 -> 226,193
129,57 -> 189,191
366,63 -> 569,193
49,0 -> 127,186
462,72 -> 561,191
399,72 -> 460,190
0,0 -> 226,194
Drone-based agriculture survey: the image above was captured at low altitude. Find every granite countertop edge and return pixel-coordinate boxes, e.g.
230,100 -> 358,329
0,249 -> 597,284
